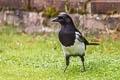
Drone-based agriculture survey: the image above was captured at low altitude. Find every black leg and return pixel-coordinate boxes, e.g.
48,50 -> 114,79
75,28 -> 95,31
80,56 -> 85,72
64,56 -> 70,72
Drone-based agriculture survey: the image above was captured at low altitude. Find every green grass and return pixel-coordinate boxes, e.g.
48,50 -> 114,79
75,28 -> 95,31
0,26 -> 120,80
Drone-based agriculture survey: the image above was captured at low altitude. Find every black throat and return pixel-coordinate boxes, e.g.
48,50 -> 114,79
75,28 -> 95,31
59,23 -> 76,47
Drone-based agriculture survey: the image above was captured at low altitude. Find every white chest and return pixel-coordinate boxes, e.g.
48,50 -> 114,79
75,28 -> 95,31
62,39 -> 85,56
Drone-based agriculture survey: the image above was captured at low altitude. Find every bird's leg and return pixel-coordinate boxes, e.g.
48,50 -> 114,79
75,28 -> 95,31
80,56 -> 85,72
64,56 -> 70,72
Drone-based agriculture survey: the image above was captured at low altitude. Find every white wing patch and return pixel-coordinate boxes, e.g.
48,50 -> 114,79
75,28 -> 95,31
75,32 -> 81,35
75,32 -> 81,39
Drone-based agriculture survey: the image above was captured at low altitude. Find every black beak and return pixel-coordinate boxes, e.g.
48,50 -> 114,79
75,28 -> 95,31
52,17 -> 58,22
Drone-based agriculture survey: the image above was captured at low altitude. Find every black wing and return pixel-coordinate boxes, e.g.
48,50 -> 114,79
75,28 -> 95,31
75,30 -> 99,46
75,31 -> 89,45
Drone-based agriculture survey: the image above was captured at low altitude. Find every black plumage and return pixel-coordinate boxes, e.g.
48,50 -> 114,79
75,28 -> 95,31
52,13 -> 99,72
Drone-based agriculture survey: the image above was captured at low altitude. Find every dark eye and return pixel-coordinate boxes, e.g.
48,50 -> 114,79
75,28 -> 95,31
58,16 -> 64,19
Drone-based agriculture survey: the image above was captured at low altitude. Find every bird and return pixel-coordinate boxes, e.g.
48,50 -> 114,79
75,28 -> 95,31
52,13 -> 99,72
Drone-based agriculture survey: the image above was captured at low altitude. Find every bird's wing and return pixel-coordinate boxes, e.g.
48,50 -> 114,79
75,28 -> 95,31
75,31 -> 89,45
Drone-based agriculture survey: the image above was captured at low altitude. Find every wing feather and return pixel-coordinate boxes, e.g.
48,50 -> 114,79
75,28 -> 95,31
75,31 -> 89,45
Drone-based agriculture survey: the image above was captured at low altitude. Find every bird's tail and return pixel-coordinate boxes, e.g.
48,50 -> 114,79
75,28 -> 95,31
87,43 -> 100,45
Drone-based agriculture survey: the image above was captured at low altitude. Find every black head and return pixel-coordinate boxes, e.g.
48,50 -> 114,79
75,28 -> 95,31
52,13 -> 73,25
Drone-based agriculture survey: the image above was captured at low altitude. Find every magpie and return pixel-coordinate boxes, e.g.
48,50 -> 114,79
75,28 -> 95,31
52,13 -> 99,72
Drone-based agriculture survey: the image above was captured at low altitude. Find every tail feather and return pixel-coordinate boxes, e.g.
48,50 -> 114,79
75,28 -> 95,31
87,43 -> 100,45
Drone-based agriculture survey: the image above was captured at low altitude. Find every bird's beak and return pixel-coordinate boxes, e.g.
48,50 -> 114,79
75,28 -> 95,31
52,17 -> 58,22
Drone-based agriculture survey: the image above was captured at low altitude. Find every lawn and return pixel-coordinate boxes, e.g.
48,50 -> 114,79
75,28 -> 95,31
0,26 -> 120,80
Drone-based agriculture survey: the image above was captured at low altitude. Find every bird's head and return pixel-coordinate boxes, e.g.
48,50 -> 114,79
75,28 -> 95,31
52,13 -> 73,25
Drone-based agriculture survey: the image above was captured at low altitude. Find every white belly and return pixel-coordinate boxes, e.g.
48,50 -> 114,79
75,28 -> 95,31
62,39 -> 85,57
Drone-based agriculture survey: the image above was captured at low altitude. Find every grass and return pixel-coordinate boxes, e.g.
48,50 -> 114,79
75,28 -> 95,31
0,26 -> 120,80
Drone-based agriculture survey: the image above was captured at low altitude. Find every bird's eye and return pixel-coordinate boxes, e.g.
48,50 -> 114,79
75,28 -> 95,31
58,16 -> 64,19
